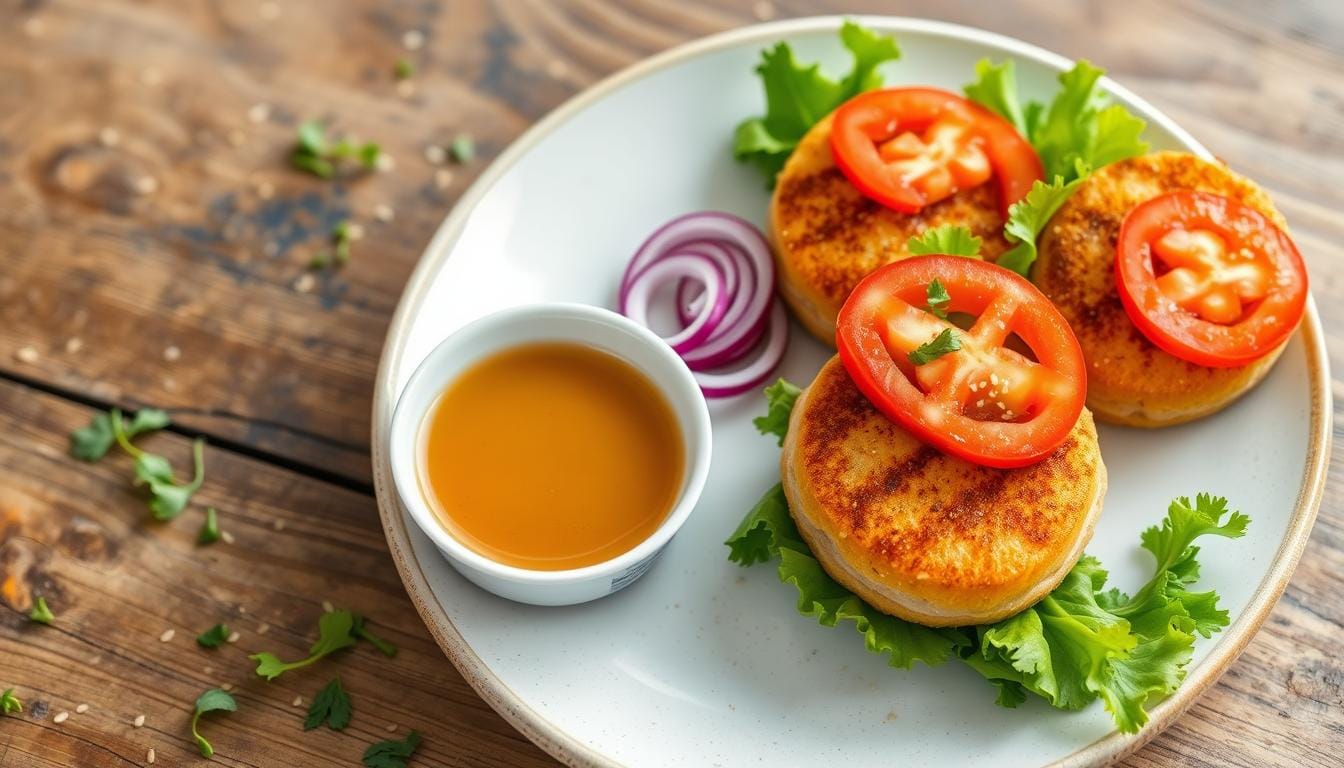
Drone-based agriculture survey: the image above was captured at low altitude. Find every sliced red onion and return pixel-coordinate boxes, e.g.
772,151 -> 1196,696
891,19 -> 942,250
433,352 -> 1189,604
619,211 -> 787,398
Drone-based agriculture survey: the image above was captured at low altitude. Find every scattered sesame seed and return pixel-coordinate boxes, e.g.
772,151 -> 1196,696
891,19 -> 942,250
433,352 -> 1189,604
247,103 -> 271,124
98,127 -> 121,148
373,204 -> 395,223
402,29 -> 425,51
256,181 -> 275,200
15,346 -> 38,364
396,80 -> 417,99
159,628 -> 175,642
53,711 -> 69,724
752,1 -> 776,21
162,376 -> 177,392
273,519 -> 286,531
133,714 -> 146,728
423,144 -> 447,165
294,274 -> 315,293
139,68 -> 163,86
65,337 -> 82,354
221,683 -> 234,692
227,631 -> 240,644
203,665 -> 214,676
346,223 -> 365,241
257,623 -> 271,635
545,59 -> 568,79
220,531 -> 236,545
238,605 -> 247,615
385,723 -> 398,733
376,153 -> 396,173
258,2 -> 280,20
434,168 -> 454,190
134,176 -> 159,195
321,600 -> 335,613
163,345 -> 181,362
75,704 -> 89,714
291,695 -> 303,707
147,747 -> 156,764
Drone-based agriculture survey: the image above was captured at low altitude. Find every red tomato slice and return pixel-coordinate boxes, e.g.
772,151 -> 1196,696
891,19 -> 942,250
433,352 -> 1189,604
1115,191 -> 1308,368
836,256 -> 1086,468
829,88 -> 1042,217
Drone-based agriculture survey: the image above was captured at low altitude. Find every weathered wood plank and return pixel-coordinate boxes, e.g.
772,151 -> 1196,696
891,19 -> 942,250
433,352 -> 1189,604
0,378 -> 553,767
0,0 -> 1340,766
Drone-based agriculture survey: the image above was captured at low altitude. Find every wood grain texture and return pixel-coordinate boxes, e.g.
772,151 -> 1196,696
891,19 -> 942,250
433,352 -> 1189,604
0,0 -> 1340,766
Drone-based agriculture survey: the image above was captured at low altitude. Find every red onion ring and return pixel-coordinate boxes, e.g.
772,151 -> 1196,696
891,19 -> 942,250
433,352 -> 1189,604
619,212 -> 787,397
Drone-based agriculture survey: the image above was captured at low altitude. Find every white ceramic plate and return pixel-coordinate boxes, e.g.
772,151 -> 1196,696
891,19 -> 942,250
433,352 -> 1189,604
372,17 -> 1330,767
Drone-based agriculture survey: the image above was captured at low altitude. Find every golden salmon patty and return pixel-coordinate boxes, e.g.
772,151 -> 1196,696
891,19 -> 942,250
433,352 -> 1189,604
1033,152 -> 1290,427
781,357 -> 1106,626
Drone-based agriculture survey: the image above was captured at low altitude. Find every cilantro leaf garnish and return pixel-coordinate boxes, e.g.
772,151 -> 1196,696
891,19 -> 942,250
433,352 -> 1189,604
996,173 -> 1085,276
191,688 -> 237,758
908,328 -> 961,365
734,20 -> 901,185
1,688 -> 21,715
28,596 -> 54,624
250,610 -> 358,680
925,278 -> 952,319
304,677 -> 352,731
394,58 -> 414,80
907,225 -> 983,258
198,506 -> 222,544
196,623 -> 230,648
71,407 -> 169,461
291,121 -> 381,178
362,730 -> 422,768
963,58 -> 1149,184
751,379 -> 802,446
729,391 -> 1249,734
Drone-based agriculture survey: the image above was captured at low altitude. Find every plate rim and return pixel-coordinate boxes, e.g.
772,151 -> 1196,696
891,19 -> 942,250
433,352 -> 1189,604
370,15 -> 1333,767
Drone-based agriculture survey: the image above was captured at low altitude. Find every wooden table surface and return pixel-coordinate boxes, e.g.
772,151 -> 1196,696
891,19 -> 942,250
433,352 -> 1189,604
1,1 -> 1340,766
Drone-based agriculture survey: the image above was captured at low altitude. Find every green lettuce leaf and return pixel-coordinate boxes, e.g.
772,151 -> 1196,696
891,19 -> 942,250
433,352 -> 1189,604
751,379 -> 802,446
728,387 -> 1248,734
997,173 -> 1085,276
964,58 -> 1149,184
907,224 -> 983,257
727,484 -> 969,668
734,20 -> 901,185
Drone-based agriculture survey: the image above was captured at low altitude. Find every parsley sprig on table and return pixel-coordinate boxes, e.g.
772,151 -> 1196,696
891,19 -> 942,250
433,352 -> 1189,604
363,730 -> 422,768
71,407 -> 208,521
251,610 -> 359,680
291,120 -> 382,179
304,677 -> 352,731
28,596 -> 54,624
196,623 -> 230,648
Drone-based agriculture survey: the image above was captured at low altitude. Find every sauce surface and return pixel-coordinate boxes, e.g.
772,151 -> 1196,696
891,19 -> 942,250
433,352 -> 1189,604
421,342 -> 685,571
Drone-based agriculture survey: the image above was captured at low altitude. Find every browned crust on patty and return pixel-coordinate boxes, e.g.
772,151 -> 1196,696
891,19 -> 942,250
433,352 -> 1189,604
781,357 -> 1106,626
1032,151 -> 1290,427
770,113 -> 1011,345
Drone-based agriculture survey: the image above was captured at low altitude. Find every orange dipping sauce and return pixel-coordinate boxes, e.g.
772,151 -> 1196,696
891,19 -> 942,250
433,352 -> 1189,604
420,342 -> 686,571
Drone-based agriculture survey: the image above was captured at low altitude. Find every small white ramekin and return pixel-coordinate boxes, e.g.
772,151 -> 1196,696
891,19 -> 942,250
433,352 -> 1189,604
388,303 -> 712,606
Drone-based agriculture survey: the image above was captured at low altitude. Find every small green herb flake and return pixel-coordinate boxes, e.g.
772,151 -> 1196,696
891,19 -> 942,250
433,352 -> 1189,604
297,120 -> 327,155
925,279 -> 952,319
363,730 -> 422,768
28,596 -> 54,625
358,142 -> 382,170
908,328 -> 961,365
146,438 -> 206,521
291,150 -> 335,179
304,676 -> 352,731
198,506 -> 222,545
394,58 -> 414,80
449,134 -> 474,164
191,688 -> 237,758
71,407 -> 170,461
197,623 -> 230,648
2,688 -> 23,715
